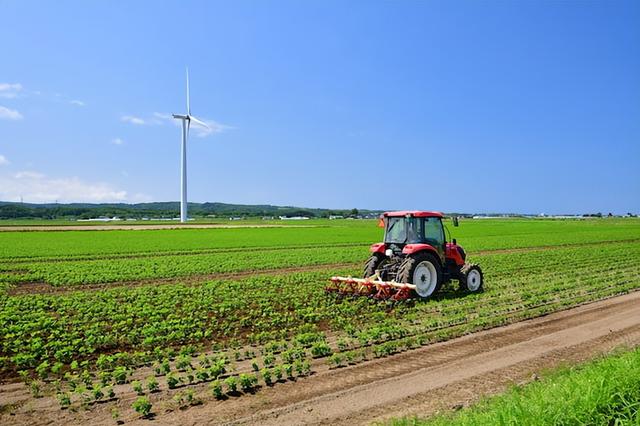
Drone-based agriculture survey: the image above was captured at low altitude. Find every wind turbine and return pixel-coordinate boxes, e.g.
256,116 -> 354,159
172,69 -> 209,223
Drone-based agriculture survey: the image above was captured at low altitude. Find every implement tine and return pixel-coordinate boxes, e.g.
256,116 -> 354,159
328,275 -> 416,300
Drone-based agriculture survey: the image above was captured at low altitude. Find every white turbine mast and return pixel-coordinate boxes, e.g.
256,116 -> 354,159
172,68 -> 210,223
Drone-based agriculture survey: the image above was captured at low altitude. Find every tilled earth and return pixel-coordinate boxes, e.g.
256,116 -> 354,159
2,290 -> 640,426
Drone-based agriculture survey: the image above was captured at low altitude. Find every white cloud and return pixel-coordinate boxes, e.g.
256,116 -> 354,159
0,105 -> 23,120
153,112 -> 172,120
121,115 -> 146,125
111,138 -> 124,145
14,171 -> 45,179
0,171 -> 140,203
0,83 -> 22,99
0,83 -> 22,91
70,100 -> 85,107
0,155 -> 9,166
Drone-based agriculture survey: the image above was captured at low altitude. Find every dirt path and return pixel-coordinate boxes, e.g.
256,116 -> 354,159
4,290 -> 637,426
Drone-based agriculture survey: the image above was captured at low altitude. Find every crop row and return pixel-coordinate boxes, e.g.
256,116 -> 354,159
2,241 -> 639,378
2,233 -> 638,288
0,245 -> 367,286
0,225 -> 379,260
1,218 -> 638,261
17,264 -> 640,418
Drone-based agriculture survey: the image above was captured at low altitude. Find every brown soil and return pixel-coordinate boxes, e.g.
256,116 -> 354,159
2,290 -> 639,426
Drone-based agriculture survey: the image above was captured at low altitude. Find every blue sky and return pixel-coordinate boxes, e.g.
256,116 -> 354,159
0,0 -> 638,214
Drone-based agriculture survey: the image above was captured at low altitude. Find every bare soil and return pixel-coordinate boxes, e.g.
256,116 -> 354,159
2,290 -> 639,426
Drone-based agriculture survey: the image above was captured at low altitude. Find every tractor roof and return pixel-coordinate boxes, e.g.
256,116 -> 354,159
383,211 -> 444,218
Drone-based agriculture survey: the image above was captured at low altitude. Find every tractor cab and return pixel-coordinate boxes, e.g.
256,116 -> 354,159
382,211 -> 446,261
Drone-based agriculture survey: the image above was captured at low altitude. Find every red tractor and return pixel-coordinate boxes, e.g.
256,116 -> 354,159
328,211 -> 483,300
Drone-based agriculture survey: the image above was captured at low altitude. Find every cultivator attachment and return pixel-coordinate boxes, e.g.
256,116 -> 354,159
326,273 -> 417,301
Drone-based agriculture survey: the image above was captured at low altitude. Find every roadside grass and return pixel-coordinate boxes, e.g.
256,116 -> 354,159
388,346 -> 640,426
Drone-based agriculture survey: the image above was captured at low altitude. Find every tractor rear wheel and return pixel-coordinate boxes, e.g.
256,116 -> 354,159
363,254 -> 385,278
397,252 -> 442,298
459,263 -> 484,292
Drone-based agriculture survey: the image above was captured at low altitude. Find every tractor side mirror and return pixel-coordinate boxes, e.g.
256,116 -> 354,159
453,238 -> 457,245
452,216 -> 459,227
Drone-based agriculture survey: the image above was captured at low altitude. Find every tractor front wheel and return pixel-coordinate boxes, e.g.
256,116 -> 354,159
397,252 -> 442,298
363,254 -> 386,278
459,263 -> 484,292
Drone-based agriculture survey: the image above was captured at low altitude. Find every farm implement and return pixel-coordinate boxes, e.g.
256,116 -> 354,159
327,211 -> 483,300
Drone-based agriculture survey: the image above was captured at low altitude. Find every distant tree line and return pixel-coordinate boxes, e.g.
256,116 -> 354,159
0,202 -> 375,220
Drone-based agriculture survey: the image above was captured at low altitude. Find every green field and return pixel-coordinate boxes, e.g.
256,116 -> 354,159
0,218 -> 639,411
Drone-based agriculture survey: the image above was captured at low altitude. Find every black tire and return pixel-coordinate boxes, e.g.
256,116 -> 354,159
459,263 -> 484,292
397,252 -> 443,298
363,254 -> 385,278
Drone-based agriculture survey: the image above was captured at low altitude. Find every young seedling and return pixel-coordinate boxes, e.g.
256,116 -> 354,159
57,392 -> 71,409
224,376 -> 238,394
146,376 -> 159,392
184,389 -> 199,405
210,380 -> 224,399
329,353 -> 344,369
273,365 -> 283,382
132,380 -> 144,395
283,364 -> 294,379
263,354 -> 275,367
111,407 -> 120,422
195,368 -> 209,381
239,373 -> 258,392
92,385 -> 104,401
105,386 -> 115,399
261,368 -> 272,386
113,366 -> 128,385
166,373 -> 179,389
161,359 -> 171,375
132,396 -> 152,418
176,355 -> 191,371
30,381 -> 42,398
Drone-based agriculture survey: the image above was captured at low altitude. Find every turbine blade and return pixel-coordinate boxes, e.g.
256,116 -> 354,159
189,115 -> 210,129
186,119 -> 191,140
186,67 -> 191,116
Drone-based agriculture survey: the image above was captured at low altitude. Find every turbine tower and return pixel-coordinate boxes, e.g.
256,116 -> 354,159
172,69 -> 209,223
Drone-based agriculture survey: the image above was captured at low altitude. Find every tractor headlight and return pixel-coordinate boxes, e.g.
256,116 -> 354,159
385,249 -> 393,257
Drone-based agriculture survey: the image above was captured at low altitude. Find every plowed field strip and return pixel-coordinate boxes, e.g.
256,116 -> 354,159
200,291 -> 640,426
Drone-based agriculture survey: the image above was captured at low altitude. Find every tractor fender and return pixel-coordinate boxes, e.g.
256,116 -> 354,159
445,243 -> 466,266
369,243 -> 386,254
402,243 -> 439,258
